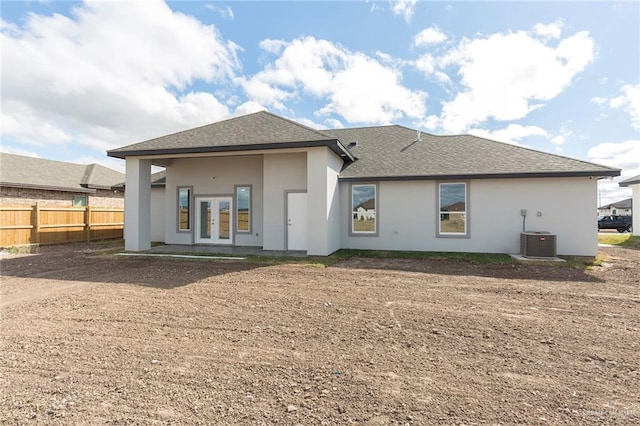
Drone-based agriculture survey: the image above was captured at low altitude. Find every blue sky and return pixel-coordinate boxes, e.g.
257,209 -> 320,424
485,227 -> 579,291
1,0 -> 638,204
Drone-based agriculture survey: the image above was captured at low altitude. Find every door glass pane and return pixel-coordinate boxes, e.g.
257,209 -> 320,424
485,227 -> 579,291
200,201 -> 211,239
218,200 -> 230,240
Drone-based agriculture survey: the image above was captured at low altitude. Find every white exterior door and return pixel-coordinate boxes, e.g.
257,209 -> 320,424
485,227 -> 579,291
195,197 -> 233,244
287,192 -> 307,251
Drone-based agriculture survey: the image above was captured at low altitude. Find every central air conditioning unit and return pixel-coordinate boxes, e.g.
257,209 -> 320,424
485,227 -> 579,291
520,232 -> 557,257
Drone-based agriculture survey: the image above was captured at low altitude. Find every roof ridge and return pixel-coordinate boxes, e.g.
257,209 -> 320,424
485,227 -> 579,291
115,110 -> 338,150
455,133 -> 619,171
261,111 -> 338,140
1,152 -> 86,167
325,124 -> 408,132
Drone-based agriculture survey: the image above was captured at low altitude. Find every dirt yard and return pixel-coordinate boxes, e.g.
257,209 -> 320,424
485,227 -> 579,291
1,243 -> 638,424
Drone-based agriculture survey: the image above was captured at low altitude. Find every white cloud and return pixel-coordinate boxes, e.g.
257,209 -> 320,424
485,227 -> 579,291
590,96 -> 607,105
413,26 -> 447,47
1,1 -> 240,153
468,124 -> 547,145
609,84 -> 640,130
550,126 -> 574,147
431,28 -> 594,132
205,4 -> 234,20
244,36 -> 427,124
391,0 -> 417,22
233,101 -> 267,117
588,140 -> 640,205
368,1 -> 381,13
259,38 -> 287,55
0,145 -> 41,158
533,21 -> 563,39
324,118 -> 344,129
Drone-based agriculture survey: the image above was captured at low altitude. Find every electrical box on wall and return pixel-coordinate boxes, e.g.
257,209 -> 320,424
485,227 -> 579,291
520,209 -> 527,217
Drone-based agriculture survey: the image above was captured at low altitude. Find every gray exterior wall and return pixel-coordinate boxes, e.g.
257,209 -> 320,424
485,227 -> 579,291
150,186 -> 165,242
164,155 -> 264,246
263,152 -> 307,251
341,177 -> 598,256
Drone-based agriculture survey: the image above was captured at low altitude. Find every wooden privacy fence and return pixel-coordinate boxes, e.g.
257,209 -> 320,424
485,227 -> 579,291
0,203 -> 124,247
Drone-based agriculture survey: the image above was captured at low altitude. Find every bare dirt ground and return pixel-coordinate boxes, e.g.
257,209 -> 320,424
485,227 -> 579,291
1,242 -> 638,425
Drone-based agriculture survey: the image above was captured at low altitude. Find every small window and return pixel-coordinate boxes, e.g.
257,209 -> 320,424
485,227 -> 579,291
236,185 -> 251,233
178,187 -> 191,231
438,182 -> 469,237
351,183 -> 377,235
73,196 -> 87,207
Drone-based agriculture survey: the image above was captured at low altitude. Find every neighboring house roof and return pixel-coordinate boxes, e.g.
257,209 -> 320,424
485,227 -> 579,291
112,170 -> 166,190
598,198 -> 632,210
106,111 -> 620,181
619,174 -> 640,187
326,125 -> 619,180
108,111 -> 354,161
442,201 -> 466,212
355,199 -> 375,210
0,153 -> 124,193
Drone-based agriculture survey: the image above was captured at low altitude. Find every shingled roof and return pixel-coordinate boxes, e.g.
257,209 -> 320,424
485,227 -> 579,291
619,174 -> 640,186
108,111 -> 353,160
0,153 -> 124,193
598,198 -> 632,209
107,111 -> 619,180
326,125 -> 619,180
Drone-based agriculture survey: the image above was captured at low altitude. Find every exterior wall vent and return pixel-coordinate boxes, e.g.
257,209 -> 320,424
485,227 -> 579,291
520,232 -> 557,257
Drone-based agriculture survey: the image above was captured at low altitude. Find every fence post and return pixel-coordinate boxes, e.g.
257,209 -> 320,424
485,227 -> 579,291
33,202 -> 40,244
85,206 -> 92,242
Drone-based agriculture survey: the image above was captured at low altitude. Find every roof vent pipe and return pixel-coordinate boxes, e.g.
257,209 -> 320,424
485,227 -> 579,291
416,130 -> 422,142
348,141 -> 358,147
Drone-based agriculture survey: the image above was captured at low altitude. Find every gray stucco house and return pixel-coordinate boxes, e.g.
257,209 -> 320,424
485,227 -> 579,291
108,111 -> 619,256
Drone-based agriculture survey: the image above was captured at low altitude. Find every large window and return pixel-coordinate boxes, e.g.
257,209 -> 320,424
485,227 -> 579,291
438,182 -> 468,237
178,187 -> 191,231
235,185 -> 251,233
351,183 -> 377,235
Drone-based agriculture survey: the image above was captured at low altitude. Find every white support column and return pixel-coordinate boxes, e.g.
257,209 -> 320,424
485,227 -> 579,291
631,184 -> 640,236
306,147 -> 342,256
124,157 -> 152,251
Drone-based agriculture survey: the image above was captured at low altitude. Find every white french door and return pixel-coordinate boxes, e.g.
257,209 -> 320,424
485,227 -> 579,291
195,196 -> 233,244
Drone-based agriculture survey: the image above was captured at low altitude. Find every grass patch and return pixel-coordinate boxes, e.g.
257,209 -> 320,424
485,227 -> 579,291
324,249 -> 517,266
137,248 -> 518,267
560,255 -> 602,270
598,233 -> 631,245
620,235 -> 640,248
598,234 -> 640,249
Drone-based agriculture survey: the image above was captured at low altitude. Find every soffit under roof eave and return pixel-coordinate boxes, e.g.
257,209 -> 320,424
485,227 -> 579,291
338,170 -> 621,182
0,182 -> 97,193
107,139 -> 353,161
619,179 -> 640,187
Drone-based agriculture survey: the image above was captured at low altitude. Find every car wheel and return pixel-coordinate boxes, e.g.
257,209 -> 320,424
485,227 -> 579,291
627,225 -> 633,233
617,228 -> 625,233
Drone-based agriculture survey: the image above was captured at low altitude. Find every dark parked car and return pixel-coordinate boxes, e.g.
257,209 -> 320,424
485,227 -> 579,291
597,215 -> 632,232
